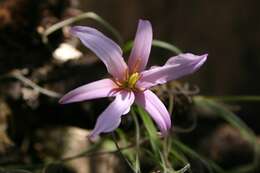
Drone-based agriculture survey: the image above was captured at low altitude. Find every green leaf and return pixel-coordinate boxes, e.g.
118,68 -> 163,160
193,96 -> 259,173
169,149 -> 189,169
123,40 -> 134,53
152,40 -> 182,54
0,169 -> 32,173
116,129 -> 135,162
42,12 -> 123,45
193,97 -> 255,143
131,109 -> 141,173
173,139 -> 216,173
136,106 -> 160,156
123,40 -> 182,55
201,95 -> 260,102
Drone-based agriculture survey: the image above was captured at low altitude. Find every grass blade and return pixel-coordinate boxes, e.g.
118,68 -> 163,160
42,12 -> 123,44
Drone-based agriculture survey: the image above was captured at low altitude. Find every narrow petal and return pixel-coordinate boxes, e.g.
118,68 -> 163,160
135,90 -> 171,135
128,20 -> 153,73
89,91 -> 135,140
59,78 -> 118,104
137,53 -> 207,89
70,26 -> 128,80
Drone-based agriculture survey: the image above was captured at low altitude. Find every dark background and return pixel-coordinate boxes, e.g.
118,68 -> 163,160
0,0 -> 259,172
82,0 -> 260,95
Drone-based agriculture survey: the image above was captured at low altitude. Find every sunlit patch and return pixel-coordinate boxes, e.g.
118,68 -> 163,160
53,43 -> 82,62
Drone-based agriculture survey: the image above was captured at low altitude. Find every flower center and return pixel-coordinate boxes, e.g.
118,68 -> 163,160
117,72 -> 140,90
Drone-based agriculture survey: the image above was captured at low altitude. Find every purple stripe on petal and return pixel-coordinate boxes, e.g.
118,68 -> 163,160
59,78 -> 118,104
135,90 -> 171,135
89,90 -> 135,140
137,53 -> 207,89
70,26 -> 128,80
128,20 -> 153,73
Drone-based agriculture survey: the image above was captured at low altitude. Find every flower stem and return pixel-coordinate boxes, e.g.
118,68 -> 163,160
111,132 -> 137,173
132,108 -> 141,173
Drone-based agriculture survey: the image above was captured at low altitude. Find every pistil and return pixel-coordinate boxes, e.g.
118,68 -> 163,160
116,72 -> 141,91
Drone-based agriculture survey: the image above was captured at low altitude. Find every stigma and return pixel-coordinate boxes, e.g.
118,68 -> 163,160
116,72 -> 141,91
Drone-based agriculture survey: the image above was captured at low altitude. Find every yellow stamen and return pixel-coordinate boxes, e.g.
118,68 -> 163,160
128,72 -> 140,88
117,72 -> 140,90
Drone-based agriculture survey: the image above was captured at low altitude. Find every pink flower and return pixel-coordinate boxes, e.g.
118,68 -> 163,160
59,20 -> 207,140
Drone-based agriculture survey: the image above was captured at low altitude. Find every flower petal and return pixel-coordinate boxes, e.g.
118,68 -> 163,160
70,26 -> 128,80
89,91 -> 135,140
59,78 -> 118,104
128,20 -> 153,73
137,53 -> 207,89
135,90 -> 171,135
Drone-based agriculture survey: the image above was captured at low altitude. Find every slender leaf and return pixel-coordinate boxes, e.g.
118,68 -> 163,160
193,97 -> 259,173
42,12 -> 123,45
152,40 -> 182,54
132,109 -> 141,173
123,40 -> 182,55
136,106 -> 160,155
202,95 -> 260,102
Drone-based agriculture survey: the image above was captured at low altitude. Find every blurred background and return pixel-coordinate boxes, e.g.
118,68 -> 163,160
0,0 -> 259,173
